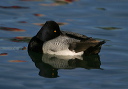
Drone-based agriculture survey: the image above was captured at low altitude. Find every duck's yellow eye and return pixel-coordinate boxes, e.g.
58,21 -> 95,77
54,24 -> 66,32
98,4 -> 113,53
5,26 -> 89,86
54,30 -> 56,32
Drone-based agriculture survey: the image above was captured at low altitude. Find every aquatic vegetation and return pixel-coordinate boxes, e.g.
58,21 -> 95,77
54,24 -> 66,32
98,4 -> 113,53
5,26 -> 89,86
0,53 -> 8,56
8,60 -> 27,62
97,27 -> 122,30
18,21 -> 27,23
0,27 -> 25,32
0,6 -> 29,9
10,37 -> 31,43
96,8 -> 106,11
33,14 -> 45,17
40,0 -> 77,6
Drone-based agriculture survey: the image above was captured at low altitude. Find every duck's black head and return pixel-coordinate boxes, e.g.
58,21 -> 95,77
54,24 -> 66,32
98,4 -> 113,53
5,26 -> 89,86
28,21 -> 62,53
36,21 -> 62,42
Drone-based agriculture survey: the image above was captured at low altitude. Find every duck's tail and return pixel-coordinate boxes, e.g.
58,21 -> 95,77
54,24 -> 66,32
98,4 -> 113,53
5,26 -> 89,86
69,40 -> 106,55
84,40 -> 106,55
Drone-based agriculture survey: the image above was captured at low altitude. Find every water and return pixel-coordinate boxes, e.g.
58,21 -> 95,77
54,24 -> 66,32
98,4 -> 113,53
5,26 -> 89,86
0,0 -> 128,89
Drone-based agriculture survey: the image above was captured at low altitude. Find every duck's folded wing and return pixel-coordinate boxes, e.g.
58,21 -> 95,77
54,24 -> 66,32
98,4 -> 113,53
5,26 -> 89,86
69,40 -> 105,54
62,30 -> 105,54
61,30 -> 88,40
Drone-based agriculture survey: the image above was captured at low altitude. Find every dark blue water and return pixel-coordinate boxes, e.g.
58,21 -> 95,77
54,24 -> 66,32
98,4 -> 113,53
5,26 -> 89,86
0,0 -> 128,89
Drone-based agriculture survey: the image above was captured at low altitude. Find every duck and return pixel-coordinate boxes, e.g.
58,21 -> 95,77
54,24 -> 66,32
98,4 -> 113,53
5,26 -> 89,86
28,21 -> 105,56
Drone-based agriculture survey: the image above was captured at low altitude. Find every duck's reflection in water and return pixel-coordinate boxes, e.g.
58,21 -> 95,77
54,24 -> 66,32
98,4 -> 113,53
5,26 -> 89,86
28,51 -> 101,78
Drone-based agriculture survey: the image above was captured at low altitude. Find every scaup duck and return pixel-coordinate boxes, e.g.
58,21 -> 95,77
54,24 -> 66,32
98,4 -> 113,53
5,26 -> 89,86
28,21 -> 105,55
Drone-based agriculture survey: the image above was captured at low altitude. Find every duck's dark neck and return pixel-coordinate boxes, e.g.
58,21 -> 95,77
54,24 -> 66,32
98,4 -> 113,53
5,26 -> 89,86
28,36 -> 44,53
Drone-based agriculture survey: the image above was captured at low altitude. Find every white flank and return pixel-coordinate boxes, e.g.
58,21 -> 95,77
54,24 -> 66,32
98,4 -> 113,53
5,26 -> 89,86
42,36 -> 83,56
43,49 -> 83,56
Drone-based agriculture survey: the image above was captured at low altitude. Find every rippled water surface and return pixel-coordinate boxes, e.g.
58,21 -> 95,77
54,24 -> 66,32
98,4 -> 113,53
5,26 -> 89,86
0,0 -> 128,89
